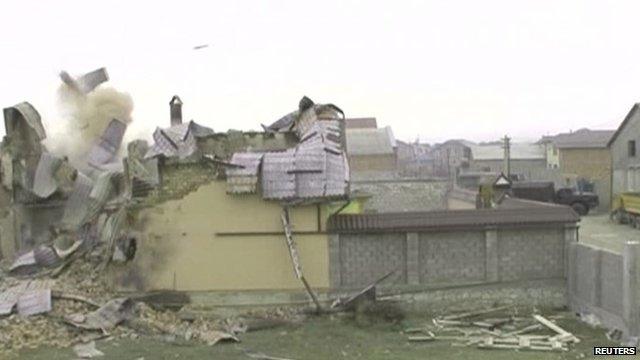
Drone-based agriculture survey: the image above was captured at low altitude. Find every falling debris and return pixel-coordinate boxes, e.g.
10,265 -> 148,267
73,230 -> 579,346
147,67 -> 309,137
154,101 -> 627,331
60,68 -> 109,95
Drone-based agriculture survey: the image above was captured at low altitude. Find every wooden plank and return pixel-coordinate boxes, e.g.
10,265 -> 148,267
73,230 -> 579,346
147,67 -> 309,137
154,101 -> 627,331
533,315 -> 579,343
281,208 -> 322,312
442,305 -> 511,321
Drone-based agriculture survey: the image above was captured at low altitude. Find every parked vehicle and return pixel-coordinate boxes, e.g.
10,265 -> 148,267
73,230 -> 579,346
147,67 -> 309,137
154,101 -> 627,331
611,192 -> 640,227
510,181 -> 599,215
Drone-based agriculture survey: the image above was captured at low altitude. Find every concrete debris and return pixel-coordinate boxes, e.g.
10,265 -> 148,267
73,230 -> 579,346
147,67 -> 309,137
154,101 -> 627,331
73,341 -> 104,358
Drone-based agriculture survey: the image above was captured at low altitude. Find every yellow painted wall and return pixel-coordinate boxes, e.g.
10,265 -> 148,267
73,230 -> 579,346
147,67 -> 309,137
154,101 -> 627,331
113,181 -> 330,292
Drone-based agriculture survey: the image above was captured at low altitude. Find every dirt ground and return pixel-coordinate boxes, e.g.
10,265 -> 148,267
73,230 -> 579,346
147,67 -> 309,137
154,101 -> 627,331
579,214 -> 638,253
17,307 -> 617,360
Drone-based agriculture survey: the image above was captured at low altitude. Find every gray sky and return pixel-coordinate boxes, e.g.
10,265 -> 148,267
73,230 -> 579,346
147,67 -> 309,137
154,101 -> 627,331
0,0 -> 638,144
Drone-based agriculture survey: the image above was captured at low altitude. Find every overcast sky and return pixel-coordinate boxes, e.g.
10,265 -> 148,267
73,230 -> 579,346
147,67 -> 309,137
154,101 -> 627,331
0,0 -> 638,144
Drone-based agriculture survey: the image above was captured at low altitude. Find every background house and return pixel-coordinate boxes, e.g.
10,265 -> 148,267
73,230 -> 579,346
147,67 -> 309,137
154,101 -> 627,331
468,142 -> 546,178
431,140 -> 472,178
609,104 -> 640,198
553,128 -> 614,211
537,135 -> 560,169
345,117 -> 377,129
345,126 -> 398,178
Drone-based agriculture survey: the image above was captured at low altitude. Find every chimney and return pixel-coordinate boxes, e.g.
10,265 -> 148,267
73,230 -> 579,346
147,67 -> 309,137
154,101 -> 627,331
170,95 -> 183,126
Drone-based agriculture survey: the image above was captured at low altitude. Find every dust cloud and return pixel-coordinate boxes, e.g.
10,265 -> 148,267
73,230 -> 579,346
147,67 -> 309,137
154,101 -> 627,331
50,83 -> 134,167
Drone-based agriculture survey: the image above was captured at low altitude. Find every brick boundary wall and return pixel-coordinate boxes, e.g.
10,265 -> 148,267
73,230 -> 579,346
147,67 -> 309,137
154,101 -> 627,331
329,224 -> 577,290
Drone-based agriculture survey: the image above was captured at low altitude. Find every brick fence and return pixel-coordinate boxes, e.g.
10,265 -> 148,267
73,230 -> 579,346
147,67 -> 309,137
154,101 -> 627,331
328,207 -> 579,289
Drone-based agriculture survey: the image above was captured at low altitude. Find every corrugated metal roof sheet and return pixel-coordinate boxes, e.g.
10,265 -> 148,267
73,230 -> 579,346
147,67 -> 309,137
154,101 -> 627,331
17,289 -> 51,316
3,102 -> 46,140
145,121 -> 212,159
328,206 -> 579,233
261,120 -> 348,200
62,172 -> 94,229
32,152 -> 62,198
0,283 -> 28,315
226,153 -> 264,194
88,119 -> 127,169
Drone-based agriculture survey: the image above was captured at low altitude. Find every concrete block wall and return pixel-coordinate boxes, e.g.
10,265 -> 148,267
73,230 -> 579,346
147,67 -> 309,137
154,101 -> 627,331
338,233 -> 407,286
418,231 -> 486,283
568,241 -> 639,336
498,229 -> 564,281
331,224 -> 574,289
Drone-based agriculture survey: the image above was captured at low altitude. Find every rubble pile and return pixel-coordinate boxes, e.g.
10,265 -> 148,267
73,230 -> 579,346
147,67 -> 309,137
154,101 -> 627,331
0,254 -> 306,357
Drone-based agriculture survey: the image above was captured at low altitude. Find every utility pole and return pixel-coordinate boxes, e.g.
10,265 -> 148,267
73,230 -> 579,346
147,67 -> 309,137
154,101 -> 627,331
502,135 -> 511,178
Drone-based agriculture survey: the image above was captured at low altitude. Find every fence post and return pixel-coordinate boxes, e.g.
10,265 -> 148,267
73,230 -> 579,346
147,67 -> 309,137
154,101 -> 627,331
623,241 -> 640,336
485,226 -> 498,282
407,232 -> 420,285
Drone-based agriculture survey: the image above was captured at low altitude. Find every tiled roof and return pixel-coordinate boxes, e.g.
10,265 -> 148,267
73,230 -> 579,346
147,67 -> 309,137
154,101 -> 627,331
145,121 -> 213,159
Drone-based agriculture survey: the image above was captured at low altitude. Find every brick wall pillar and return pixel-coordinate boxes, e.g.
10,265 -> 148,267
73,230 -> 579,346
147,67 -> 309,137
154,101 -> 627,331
406,232 -> 420,285
484,227 -> 498,282
328,234 -> 341,289
623,241 -> 640,336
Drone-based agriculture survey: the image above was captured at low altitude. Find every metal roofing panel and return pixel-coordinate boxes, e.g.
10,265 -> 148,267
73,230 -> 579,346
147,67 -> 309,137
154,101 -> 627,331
3,102 -> 46,140
32,152 -> 62,198
226,153 -> 263,176
0,283 -> 27,315
88,119 -> 127,168
17,289 -> 51,316
77,68 -> 109,94
62,172 -> 94,229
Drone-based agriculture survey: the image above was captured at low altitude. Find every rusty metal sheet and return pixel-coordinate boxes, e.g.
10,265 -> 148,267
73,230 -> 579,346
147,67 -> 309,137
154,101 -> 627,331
17,289 -> 51,316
